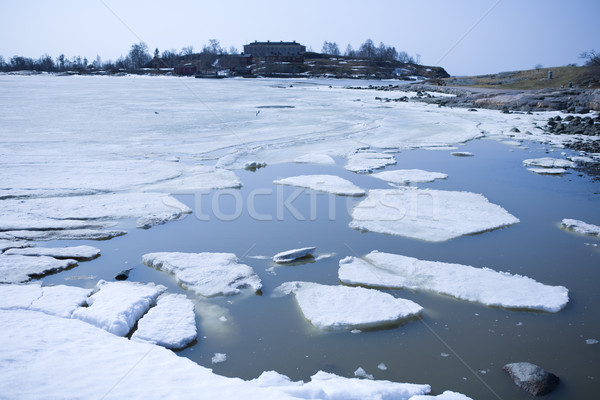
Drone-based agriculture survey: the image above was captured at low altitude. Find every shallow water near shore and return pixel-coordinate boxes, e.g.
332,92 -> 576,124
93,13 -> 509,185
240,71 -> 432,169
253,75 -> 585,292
40,137 -> 600,399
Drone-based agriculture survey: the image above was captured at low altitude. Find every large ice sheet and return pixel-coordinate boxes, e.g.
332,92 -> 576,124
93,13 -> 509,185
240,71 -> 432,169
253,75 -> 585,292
143,252 -> 262,297
0,283 -> 92,317
561,218 -> 600,237
274,175 -> 365,196
273,281 -> 422,330
0,308 -> 469,399
71,280 -> 166,336
338,251 -> 569,312
349,188 -> 519,242
345,150 -> 396,173
371,169 -> 448,185
131,293 -> 197,349
4,245 -> 100,261
0,254 -> 78,283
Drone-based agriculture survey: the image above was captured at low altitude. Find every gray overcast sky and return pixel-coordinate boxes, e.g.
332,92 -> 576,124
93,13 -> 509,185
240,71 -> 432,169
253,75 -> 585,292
1,0 -> 598,76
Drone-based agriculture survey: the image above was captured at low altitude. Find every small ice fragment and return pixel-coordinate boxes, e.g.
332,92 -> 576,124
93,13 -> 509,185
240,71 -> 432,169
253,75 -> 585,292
586,339 -> 598,345
273,247 -> 316,263
354,367 -> 374,380
211,353 -> 227,364
377,363 -> 388,371
527,167 -> 567,175
371,169 -> 447,185
219,316 -> 227,322
351,329 -> 362,334
523,157 -> 575,168
4,245 -> 100,261
345,151 -> 396,173
274,175 -> 365,196
516,322 -> 523,326
451,152 -> 474,157
561,219 -> 600,237
441,353 -> 450,358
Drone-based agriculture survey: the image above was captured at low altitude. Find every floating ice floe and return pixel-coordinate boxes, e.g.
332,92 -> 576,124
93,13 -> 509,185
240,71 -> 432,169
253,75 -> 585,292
526,167 -> 567,175
273,247 -> 316,263
273,281 -> 422,330
294,153 -> 336,165
131,293 -> 197,349
142,252 -> 262,297
523,157 -> 575,169
0,255 -> 78,283
141,166 -> 242,192
4,245 -> 100,261
345,150 -> 396,173
349,188 -> 519,242
371,169 -> 448,185
451,152 -> 474,157
561,219 -> 600,237
0,239 -> 30,252
338,251 -> 569,312
0,309 -> 471,399
71,280 -> 166,336
0,283 -> 92,318
212,353 -> 227,364
2,228 -> 127,241
354,367 -> 374,380
274,175 -> 365,196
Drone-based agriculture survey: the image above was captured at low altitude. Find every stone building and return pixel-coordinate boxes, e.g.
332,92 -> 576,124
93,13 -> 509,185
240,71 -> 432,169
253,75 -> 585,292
243,41 -> 306,63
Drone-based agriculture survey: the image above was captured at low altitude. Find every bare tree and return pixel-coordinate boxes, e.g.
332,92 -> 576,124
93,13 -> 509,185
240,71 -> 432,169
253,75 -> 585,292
322,41 -> 340,56
127,42 -> 151,69
580,50 -> 600,67
229,46 -> 239,55
358,39 -> 376,59
181,46 -> 194,56
345,44 -> 355,58
203,39 -> 222,54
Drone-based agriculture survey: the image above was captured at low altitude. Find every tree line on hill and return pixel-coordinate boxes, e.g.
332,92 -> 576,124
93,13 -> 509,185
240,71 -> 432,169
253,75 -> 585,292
0,38 -> 425,74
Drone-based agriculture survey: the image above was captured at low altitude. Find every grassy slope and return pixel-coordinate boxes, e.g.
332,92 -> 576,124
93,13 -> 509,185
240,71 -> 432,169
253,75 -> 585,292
443,66 -> 595,90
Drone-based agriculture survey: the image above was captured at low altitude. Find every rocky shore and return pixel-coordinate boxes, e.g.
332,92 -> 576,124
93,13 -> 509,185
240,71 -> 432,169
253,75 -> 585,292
399,84 -> 600,113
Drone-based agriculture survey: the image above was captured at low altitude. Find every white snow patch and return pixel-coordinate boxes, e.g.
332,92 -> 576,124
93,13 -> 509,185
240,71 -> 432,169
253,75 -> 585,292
345,151 -> 396,173
371,169 -> 448,185
4,245 -> 100,261
561,219 -> 600,237
212,353 -> 227,364
523,157 -> 575,168
0,255 -> 78,283
71,280 -> 166,336
338,251 -> 569,312
294,153 -> 336,165
274,175 -> 365,196
131,294 -> 197,349
142,252 -> 262,297
273,247 -> 316,263
272,281 -> 422,330
349,188 -> 519,242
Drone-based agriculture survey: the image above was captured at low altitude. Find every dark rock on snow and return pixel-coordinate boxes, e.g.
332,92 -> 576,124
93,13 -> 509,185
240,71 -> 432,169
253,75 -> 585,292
504,362 -> 560,396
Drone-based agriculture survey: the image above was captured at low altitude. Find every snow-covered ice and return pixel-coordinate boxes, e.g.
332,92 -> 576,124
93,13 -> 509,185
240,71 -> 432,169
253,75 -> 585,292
0,254 -> 78,283
0,308 -> 472,400
527,167 -> 567,175
140,166 -> 242,192
523,157 -> 575,168
142,252 -> 262,297
4,245 -> 100,261
212,353 -> 227,364
338,251 -> 569,312
349,187 -> 520,242
294,153 -> 336,165
345,150 -> 396,173
3,228 -> 127,241
71,280 -> 166,336
561,218 -> 600,237
131,293 -> 197,349
273,247 -> 316,263
274,175 -> 365,196
273,281 -> 423,330
0,283 -> 92,318
371,169 -> 448,185
0,238 -> 30,252
354,367 -> 374,380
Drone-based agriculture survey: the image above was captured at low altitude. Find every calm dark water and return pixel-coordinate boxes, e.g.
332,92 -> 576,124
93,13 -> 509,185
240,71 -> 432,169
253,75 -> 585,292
42,138 -> 600,399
